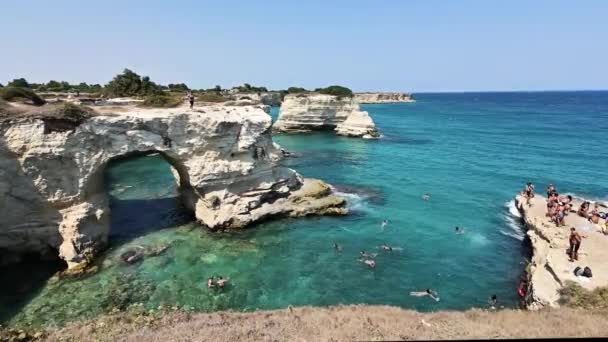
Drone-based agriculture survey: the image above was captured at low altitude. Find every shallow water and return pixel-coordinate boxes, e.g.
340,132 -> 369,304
3,92 -> 608,327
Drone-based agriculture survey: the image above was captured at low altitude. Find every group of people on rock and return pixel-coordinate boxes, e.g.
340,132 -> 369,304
523,182 -> 607,262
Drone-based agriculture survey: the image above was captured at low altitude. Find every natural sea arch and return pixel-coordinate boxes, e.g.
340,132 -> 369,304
101,151 -> 196,244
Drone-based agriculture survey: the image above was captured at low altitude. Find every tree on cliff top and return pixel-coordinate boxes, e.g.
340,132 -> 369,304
168,83 -> 189,92
317,85 -> 353,98
287,87 -> 308,93
104,69 -> 163,97
7,78 -> 31,88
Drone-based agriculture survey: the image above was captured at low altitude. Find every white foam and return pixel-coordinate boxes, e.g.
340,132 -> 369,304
334,191 -> 369,212
502,200 -> 526,241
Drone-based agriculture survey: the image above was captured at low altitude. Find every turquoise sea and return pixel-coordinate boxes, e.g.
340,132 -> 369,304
2,92 -> 607,327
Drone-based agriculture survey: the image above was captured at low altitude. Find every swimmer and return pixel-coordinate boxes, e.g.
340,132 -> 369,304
207,276 -> 215,289
379,243 -> 393,252
489,294 -> 497,310
360,250 -> 376,259
381,219 -> 388,230
334,243 -> 343,252
410,289 -> 440,301
217,276 -> 228,288
455,226 -> 465,234
422,193 -> 430,201
359,258 -> 376,268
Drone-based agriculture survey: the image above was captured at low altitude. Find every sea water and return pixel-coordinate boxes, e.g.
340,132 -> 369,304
3,92 -> 607,326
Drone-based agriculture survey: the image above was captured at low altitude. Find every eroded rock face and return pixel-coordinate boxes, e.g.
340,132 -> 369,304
0,105 -> 346,269
273,94 -> 379,138
354,92 -> 414,104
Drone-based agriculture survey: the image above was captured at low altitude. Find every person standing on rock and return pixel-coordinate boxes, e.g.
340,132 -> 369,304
568,227 -> 583,262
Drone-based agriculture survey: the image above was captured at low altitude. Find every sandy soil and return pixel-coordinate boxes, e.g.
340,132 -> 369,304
40,305 -> 608,341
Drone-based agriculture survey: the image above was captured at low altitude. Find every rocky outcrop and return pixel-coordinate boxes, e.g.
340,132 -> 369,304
0,104 -> 346,269
354,92 -> 414,104
273,94 -> 379,138
230,92 -> 283,106
516,194 -> 608,310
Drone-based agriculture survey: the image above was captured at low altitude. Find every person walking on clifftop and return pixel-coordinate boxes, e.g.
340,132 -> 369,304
187,91 -> 195,109
568,227 -> 582,261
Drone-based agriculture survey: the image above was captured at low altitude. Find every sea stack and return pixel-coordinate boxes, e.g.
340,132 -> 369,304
0,103 -> 347,270
273,93 -> 379,139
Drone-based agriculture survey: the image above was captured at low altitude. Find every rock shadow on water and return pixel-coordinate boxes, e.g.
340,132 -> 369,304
0,253 -> 67,324
108,195 -> 195,246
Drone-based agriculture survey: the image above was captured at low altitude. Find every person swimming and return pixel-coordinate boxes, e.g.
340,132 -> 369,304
334,243 -> 343,252
379,243 -> 393,251
422,193 -> 430,201
217,276 -> 228,288
381,219 -> 388,230
489,294 -> 497,310
360,250 -> 376,259
359,258 -> 376,268
455,226 -> 465,234
207,276 -> 215,289
410,289 -> 440,301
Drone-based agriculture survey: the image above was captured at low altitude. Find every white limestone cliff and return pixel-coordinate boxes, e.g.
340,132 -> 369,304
273,94 -> 379,138
0,104 -> 346,269
354,92 -> 414,104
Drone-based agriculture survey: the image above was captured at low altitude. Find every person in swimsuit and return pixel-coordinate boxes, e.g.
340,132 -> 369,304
546,184 -> 556,198
359,259 -> 375,268
525,183 -> 535,198
553,205 -> 565,227
558,195 -> 573,213
422,193 -> 430,201
218,276 -> 228,288
489,294 -> 497,310
568,227 -> 582,262
455,226 -> 465,234
379,243 -> 393,251
578,202 -> 589,218
360,250 -> 375,259
381,219 -> 388,230
334,243 -> 342,252
207,276 -> 215,289
410,289 -> 440,301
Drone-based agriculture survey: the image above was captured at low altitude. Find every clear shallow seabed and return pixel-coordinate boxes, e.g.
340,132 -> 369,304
3,92 -> 608,327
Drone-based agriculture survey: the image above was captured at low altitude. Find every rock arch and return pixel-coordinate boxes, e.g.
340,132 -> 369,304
0,107 -> 346,271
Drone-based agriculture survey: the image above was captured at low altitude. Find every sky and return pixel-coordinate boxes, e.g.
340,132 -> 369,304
1,0 -> 607,92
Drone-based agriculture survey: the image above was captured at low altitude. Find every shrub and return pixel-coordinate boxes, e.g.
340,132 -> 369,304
7,78 -> 30,88
141,95 -> 182,108
0,87 -> 46,105
197,93 -> 227,103
287,87 -> 308,93
558,281 -> 608,310
105,69 -> 163,97
317,85 -> 353,98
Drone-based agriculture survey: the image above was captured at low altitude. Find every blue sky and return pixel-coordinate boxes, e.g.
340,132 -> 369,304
1,0 -> 607,92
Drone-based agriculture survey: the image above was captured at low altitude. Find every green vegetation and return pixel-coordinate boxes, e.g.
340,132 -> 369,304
197,92 -> 227,103
235,83 -> 268,93
558,281 -> 608,310
104,69 -> 163,97
141,95 -> 182,108
7,78 -> 30,88
317,85 -> 353,98
167,83 -> 189,92
0,87 -> 46,105
287,87 -> 308,93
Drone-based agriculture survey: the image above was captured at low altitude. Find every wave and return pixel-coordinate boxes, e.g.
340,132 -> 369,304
333,190 -> 368,212
500,200 -> 525,241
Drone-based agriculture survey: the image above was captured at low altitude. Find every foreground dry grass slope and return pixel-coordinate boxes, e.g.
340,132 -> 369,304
41,305 -> 608,341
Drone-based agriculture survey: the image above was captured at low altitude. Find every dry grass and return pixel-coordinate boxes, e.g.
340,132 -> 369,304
559,281 -> 608,310
25,305 -> 608,341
